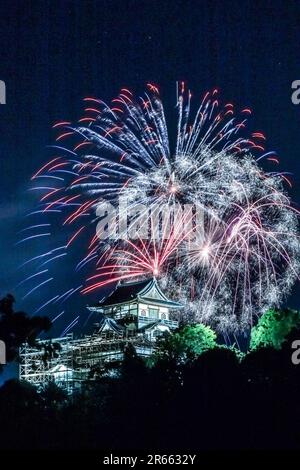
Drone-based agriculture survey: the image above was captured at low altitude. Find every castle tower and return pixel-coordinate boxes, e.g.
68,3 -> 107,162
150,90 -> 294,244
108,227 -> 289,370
88,277 -> 182,340
19,278 -> 183,392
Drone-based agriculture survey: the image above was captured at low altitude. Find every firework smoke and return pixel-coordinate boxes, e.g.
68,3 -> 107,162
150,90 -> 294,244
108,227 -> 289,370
20,83 -> 300,334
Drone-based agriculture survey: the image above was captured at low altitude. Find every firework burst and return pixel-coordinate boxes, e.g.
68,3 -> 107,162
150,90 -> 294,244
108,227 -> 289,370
19,82 -> 300,334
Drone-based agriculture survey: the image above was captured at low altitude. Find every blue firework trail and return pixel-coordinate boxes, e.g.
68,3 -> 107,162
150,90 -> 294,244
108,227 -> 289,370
17,83 -> 300,334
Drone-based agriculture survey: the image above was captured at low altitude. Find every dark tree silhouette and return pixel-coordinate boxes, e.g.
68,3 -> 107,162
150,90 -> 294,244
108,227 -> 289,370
0,294 -> 52,371
0,308 -> 300,450
250,308 -> 300,350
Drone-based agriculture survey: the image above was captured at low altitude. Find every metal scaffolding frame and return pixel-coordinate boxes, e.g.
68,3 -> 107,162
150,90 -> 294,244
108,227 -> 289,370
19,331 -> 155,393
19,279 -> 181,393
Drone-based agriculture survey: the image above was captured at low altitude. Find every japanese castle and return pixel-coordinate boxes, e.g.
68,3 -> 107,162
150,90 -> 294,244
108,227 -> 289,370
19,278 -> 182,392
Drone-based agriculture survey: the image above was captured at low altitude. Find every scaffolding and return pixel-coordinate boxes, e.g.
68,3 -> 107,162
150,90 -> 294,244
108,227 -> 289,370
19,331 -> 155,393
19,278 -> 181,393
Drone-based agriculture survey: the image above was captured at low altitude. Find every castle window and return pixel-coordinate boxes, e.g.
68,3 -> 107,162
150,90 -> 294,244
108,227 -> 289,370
129,304 -> 137,315
149,307 -> 159,319
153,330 -> 162,338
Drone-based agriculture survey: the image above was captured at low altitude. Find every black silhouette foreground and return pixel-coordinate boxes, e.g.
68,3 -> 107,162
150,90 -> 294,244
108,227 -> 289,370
1,295 -> 300,451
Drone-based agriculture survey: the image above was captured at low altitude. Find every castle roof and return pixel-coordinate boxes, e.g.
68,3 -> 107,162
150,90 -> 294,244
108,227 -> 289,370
97,316 -> 125,334
90,278 -> 183,309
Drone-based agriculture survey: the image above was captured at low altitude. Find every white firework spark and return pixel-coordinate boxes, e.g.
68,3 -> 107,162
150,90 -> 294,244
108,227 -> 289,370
22,82 -> 300,334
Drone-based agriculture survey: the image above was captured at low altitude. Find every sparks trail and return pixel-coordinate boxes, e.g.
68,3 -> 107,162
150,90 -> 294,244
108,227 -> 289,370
82,213 -> 191,294
18,83 -> 300,334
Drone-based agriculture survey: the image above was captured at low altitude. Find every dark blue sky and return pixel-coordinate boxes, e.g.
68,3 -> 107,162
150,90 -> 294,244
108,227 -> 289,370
1,0 -> 300,337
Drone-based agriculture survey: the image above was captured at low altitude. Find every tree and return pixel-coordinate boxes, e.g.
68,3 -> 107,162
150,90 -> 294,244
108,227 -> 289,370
0,294 -> 52,371
40,381 -> 68,409
250,308 -> 300,351
154,323 -> 217,364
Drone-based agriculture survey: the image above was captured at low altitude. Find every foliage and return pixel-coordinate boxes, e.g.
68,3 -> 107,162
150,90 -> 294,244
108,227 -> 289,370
215,343 -> 245,362
0,337 -> 300,450
2,296 -> 300,450
39,381 -> 68,408
0,294 -> 52,372
250,308 -> 300,350
153,323 -> 217,364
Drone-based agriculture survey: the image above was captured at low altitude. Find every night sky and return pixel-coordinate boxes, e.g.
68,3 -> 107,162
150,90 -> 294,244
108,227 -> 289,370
1,0 -> 300,348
